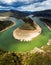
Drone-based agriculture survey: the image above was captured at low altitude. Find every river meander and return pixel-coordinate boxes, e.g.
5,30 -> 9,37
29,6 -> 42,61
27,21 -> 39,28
0,17 -> 51,52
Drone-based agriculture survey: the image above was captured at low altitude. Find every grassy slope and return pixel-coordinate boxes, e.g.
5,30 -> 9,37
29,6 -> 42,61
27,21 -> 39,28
20,22 -> 35,30
0,17 -> 51,52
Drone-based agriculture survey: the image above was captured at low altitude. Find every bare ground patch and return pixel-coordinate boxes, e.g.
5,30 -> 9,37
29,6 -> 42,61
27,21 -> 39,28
13,21 -> 42,41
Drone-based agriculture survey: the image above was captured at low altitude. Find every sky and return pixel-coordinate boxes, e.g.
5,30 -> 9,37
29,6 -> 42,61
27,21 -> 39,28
0,0 -> 51,11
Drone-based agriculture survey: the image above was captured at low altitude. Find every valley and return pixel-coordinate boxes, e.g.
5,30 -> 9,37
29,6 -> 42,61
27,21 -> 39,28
0,16 -> 51,52
0,10 -> 51,65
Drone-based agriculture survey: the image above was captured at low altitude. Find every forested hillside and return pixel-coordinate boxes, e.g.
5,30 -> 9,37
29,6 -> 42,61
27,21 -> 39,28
0,44 -> 51,65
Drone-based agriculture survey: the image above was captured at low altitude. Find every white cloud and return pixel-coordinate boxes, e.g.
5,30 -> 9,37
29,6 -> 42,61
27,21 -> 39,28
0,0 -> 51,11
0,6 -> 3,8
0,0 -> 33,4
17,0 -> 51,11
0,6 -> 10,10
0,0 -> 39,5
40,0 -> 51,6
0,0 -> 17,4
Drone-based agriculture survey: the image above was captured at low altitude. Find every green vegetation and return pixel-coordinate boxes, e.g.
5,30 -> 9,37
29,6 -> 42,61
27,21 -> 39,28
40,18 -> 51,28
28,52 -> 51,65
0,20 -> 14,31
0,45 -> 51,65
22,17 -> 35,28
20,17 -> 36,30
0,17 -> 51,52
0,10 -> 28,19
28,45 -> 51,65
20,22 -> 35,30
0,10 -> 51,65
0,49 -> 27,65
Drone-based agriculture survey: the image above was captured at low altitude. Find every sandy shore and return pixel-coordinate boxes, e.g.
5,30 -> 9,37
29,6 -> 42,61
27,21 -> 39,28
13,22 -> 42,41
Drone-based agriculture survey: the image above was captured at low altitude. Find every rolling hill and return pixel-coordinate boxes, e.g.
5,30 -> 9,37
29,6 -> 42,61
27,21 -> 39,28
0,9 -> 29,19
32,10 -> 51,17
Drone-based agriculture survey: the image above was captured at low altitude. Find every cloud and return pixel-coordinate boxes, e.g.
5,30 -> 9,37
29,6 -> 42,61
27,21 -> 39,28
0,0 -> 51,11
17,0 -> 51,11
0,0 -> 17,4
0,0 -> 31,4
0,6 -> 10,10
0,0 -> 43,5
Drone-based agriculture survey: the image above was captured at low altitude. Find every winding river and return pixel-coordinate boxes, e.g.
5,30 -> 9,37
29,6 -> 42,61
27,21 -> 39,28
0,17 -> 51,52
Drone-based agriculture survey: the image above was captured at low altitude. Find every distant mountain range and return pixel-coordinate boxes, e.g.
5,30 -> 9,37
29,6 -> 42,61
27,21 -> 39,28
32,10 -> 51,17
0,9 -> 51,18
0,9 -> 29,19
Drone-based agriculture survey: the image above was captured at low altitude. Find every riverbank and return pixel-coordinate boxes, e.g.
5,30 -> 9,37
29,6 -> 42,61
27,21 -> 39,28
0,17 -> 16,32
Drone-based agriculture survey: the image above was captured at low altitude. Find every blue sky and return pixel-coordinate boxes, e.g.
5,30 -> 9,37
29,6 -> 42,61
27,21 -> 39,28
0,0 -> 51,11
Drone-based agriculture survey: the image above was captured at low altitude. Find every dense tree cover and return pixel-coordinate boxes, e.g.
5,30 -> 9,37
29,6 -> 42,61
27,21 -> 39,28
27,45 -> 51,65
32,10 -> 51,17
40,18 -> 51,28
0,53 -> 20,65
27,52 -> 51,65
22,17 -> 35,27
20,17 -> 36,30
0,45 -> 51,65
0,20 -> 14,31
0,10 -> 29,19
0,49 -> 28,65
